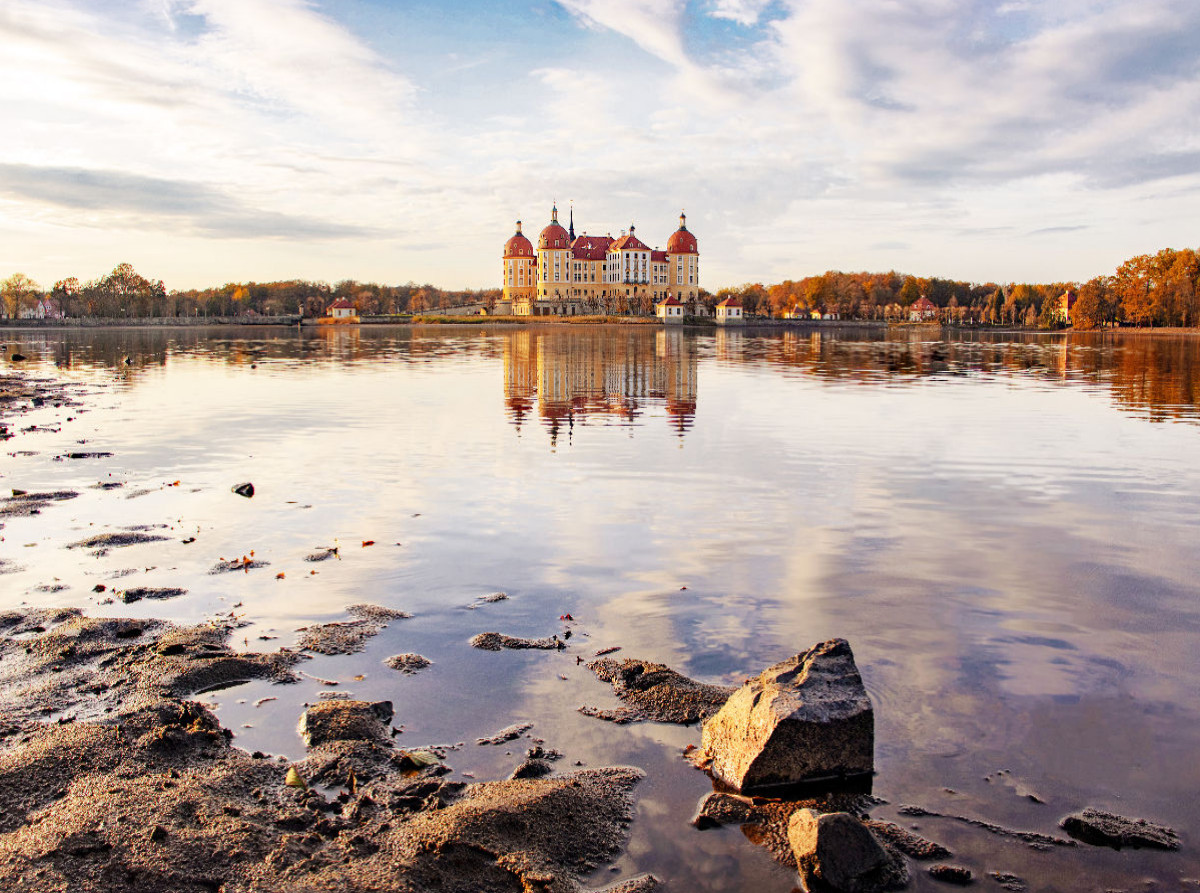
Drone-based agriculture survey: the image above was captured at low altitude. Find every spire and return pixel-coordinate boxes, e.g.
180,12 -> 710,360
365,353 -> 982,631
515,220 -> 522,234
551,202 -> 558,224
679,210 -> 687,231
568,202 -> 575,241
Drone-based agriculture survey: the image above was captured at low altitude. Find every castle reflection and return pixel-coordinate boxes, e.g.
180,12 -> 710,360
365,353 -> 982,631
503,328 -> 697,445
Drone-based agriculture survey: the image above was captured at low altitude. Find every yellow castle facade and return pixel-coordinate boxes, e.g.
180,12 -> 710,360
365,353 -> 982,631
502,205 -> 702,317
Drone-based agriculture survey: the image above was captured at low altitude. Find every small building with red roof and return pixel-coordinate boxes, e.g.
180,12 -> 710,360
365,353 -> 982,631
656,295 -> 684,323
716,295 -> 743,325
908,296 -> 938,322
328,297 -> 356,319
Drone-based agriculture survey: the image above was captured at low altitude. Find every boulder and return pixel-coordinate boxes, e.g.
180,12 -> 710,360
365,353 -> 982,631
700,638 -> 873,792
789,809 -> 907,892
1059,807 -> 1180,850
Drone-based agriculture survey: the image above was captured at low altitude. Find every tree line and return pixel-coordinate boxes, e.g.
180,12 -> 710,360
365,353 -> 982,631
2,248 -> 1198,328
0,264 -> 501,320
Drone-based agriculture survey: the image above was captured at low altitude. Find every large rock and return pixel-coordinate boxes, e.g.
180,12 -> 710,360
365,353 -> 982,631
1059,807 -> 1180,850
700,638 -> 873,792
789,809 -> 907,892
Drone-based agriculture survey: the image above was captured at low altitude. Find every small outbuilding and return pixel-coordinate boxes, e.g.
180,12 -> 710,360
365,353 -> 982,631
716,296 -> 744,325
328,298 -> 356,319
656,295 -> 684,323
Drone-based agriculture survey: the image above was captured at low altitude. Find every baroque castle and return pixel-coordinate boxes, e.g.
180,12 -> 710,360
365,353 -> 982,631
502,205 -> 701,317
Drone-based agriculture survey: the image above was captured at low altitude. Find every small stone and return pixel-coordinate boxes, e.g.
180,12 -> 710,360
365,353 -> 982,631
384,653 -> 431,674
929,864 -> 973,884
148,824 -> 168,842
232,482 -> 255,498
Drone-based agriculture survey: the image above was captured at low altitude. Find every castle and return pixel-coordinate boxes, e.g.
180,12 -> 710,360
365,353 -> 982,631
502,205 -> 701,317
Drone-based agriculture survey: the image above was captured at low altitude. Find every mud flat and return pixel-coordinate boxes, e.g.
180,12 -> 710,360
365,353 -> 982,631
0,608 -> 651,893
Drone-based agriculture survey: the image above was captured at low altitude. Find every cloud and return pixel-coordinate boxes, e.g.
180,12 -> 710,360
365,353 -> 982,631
708,0 -> 775,26
0,163 -> 375,239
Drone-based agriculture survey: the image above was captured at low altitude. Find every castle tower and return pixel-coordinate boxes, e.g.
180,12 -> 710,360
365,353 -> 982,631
502,220 -> 536,309
536,203 -> 571,310
666,210 -> 699,306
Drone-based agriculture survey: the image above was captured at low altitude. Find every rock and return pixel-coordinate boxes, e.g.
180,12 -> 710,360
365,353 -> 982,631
1059,807 -> 1180,850
928,863 -> 973,884
864,820 -> 952,860
583,658 -> 733,725
701,639 -> 873,793
691,791 -> 757,829
987,871 -> 1027,891
789,809 -> 907,892
384,653 -> 431,674
470,631 -> 563,651
594,875 -> 661,893
232,482 -> 255,498
298,700 -> 394,747
119,587 -> 187,604
510,758 -> 554,780
476,722 -> 533,745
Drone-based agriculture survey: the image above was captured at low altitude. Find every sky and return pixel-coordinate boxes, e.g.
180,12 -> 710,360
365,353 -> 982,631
1,0 -> 1198,292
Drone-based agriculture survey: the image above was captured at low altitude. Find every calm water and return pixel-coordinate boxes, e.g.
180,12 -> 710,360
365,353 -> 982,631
3,324 -> 1200,891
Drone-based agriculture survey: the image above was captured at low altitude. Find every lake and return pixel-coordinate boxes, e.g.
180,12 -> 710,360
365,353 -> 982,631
3,323 -> 1199,890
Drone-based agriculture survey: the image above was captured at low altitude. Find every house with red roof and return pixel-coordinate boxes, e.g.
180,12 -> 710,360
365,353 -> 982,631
908,296 -> 938,322
716,295 -> 743,325
327,297 -> 356,319
656,295 -> 684,323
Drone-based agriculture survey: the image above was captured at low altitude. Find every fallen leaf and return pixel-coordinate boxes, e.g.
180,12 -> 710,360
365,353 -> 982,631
399,750 -> 440,770
284,767 -> 306,789
362,540 -> 375,547
275,572 -> 285,580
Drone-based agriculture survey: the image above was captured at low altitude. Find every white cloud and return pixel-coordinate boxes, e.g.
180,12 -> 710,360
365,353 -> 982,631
708,0 -> 773,26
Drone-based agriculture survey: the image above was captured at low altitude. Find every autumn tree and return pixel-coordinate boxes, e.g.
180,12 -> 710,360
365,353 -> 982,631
50,277 -> 81,318
1,273 -> 41,318
898,276 -> 921,307
1070,277 -> 1112,328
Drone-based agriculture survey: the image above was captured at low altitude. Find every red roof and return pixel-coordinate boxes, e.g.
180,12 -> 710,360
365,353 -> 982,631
667,227 -> 697,255
912,296 -> 936,311
505,229 -> 534,258
657,296 -> 682,306
610,232 -> 650,252
717,296 -> 742,308
330,298 -> 354,310
651,249 -> 667,262
539,221 -> 570,250
571,235 -> 612,261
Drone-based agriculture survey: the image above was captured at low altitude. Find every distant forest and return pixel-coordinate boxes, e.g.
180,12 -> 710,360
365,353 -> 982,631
2,247 -> 1198,329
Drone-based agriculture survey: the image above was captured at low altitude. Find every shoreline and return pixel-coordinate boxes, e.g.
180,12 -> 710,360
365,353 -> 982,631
4,315 -> 1199,335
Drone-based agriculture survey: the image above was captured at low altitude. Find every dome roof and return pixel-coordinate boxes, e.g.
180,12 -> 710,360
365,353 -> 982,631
505,221 -> 533,258
539,223 -> 570,250
666,211 -> 698,255
538,204 -> 571,250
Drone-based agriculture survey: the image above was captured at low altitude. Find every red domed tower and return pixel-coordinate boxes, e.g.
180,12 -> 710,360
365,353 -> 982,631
666,211 -> 700,306
536,204 -> 571,307
502,220 -> 536,308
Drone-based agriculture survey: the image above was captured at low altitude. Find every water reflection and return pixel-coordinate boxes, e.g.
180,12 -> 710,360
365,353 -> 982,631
503,329 -> 698,443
